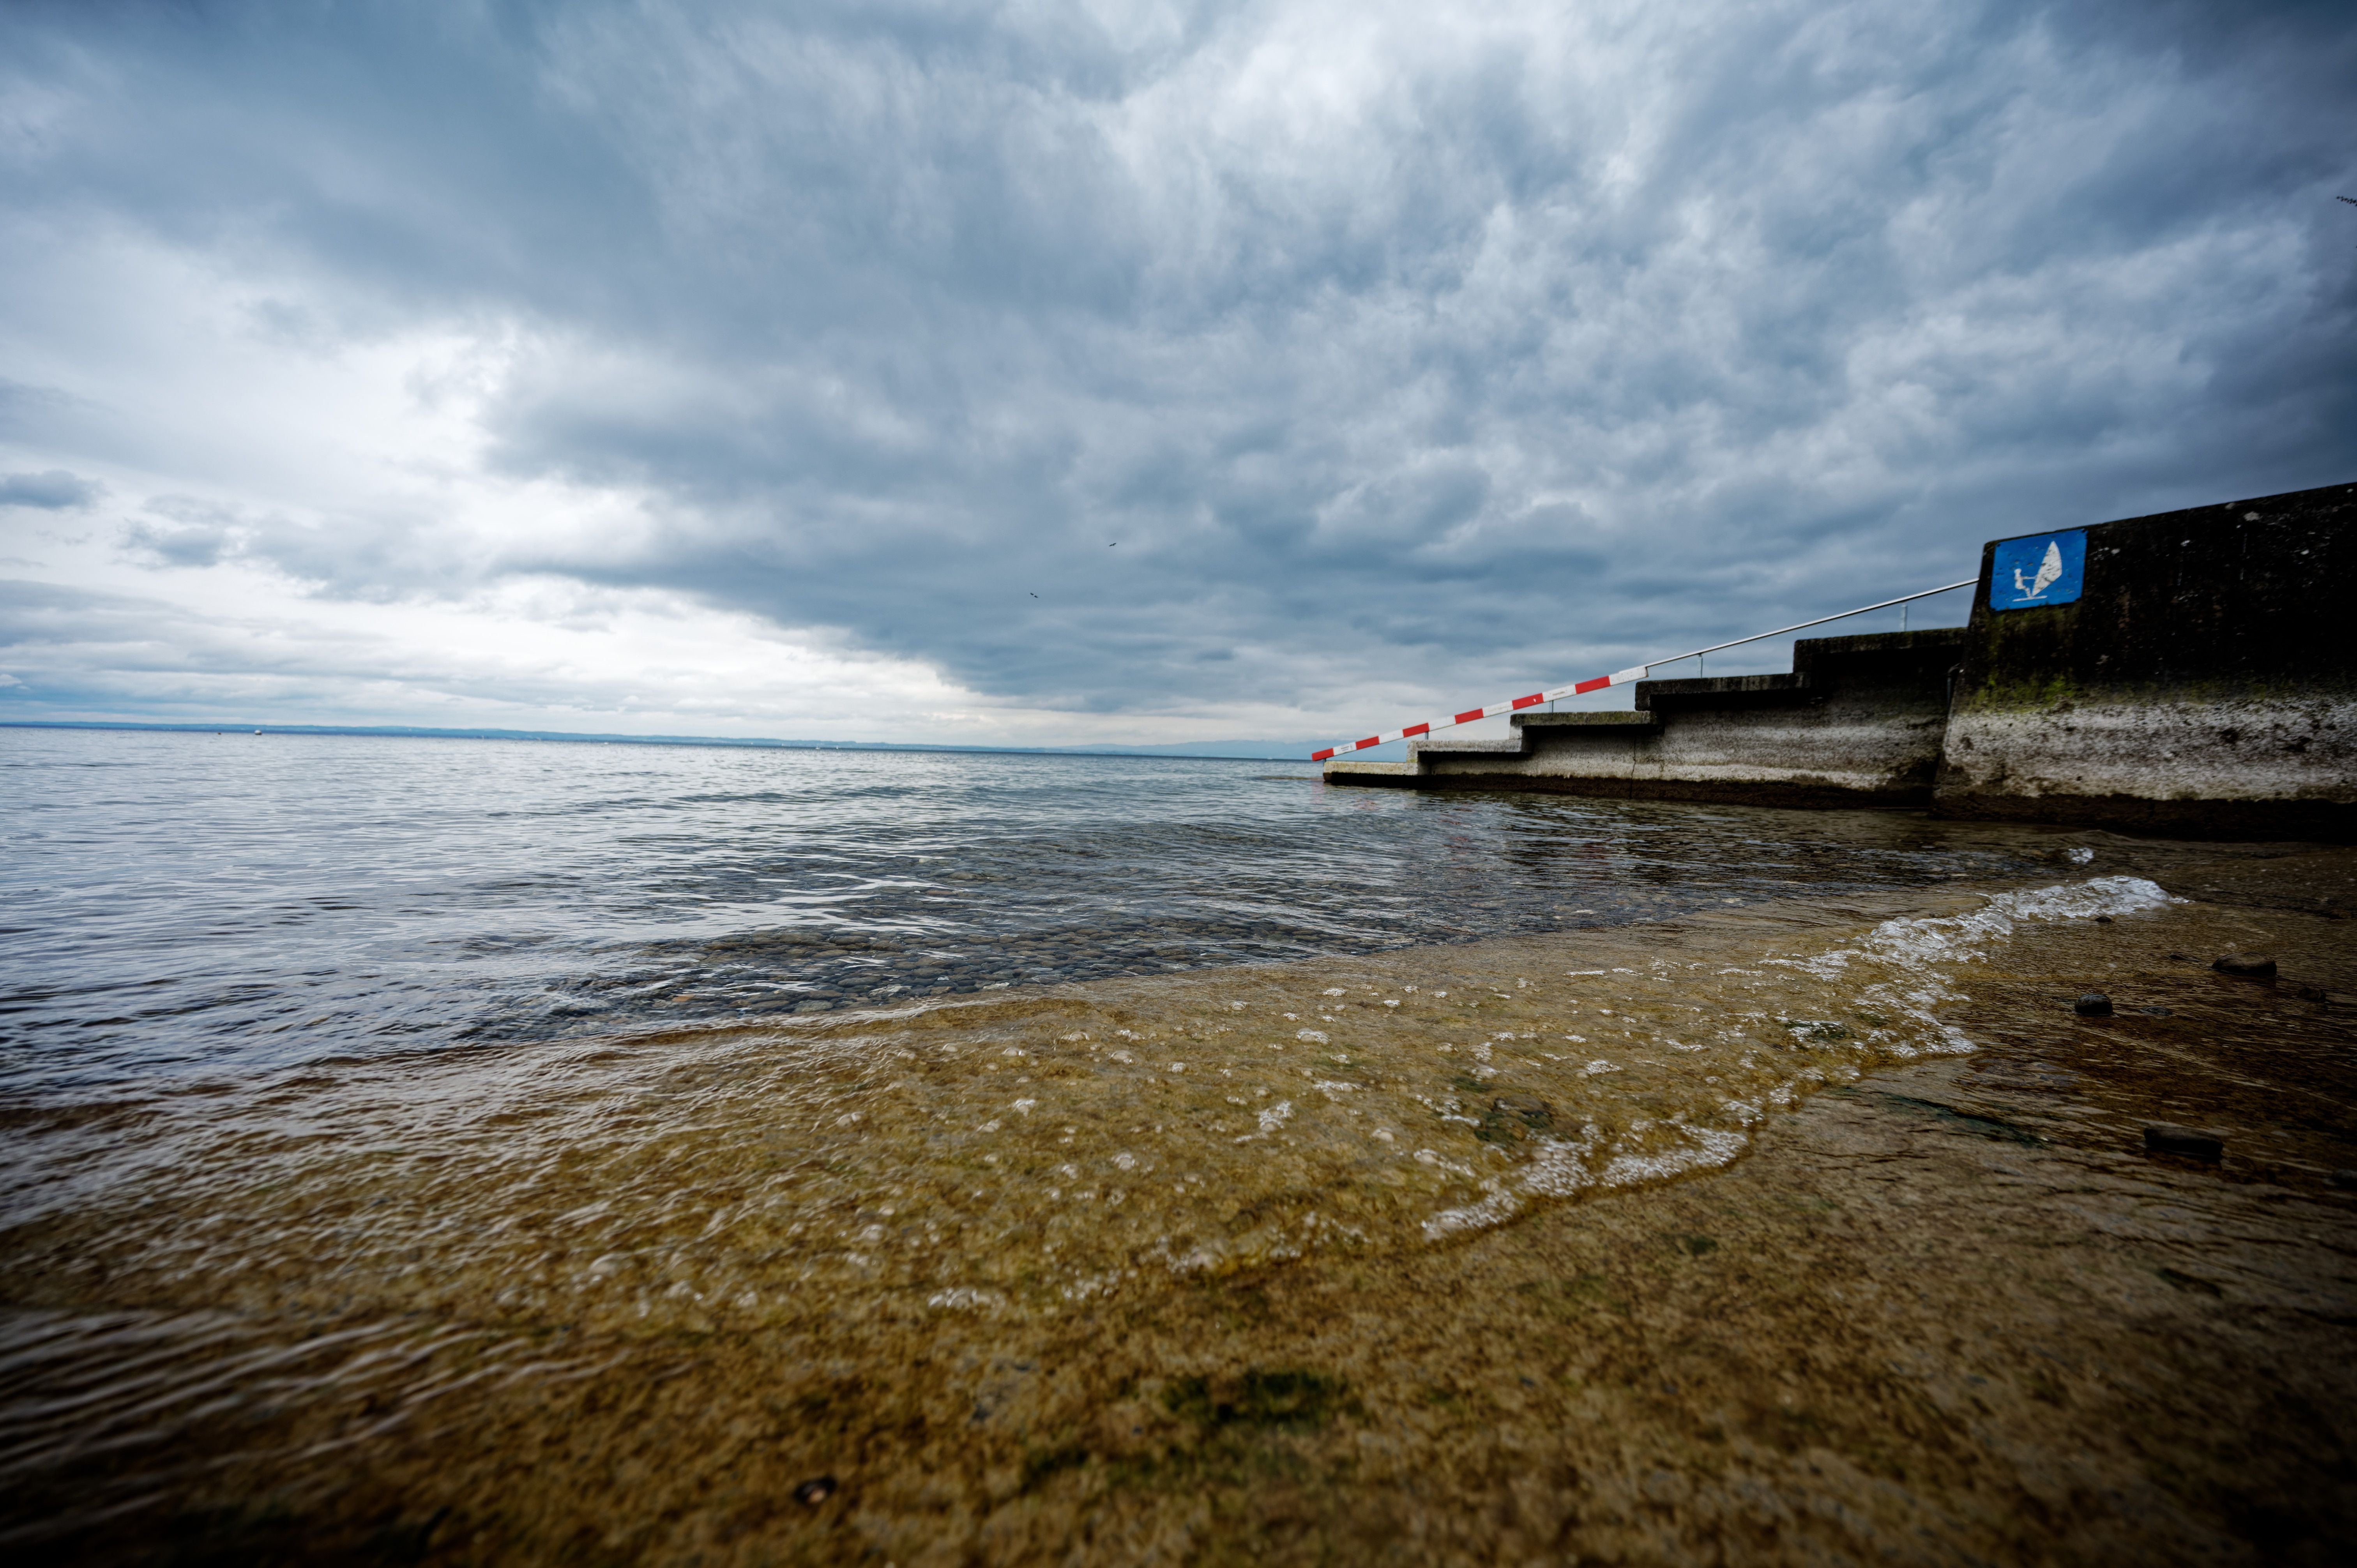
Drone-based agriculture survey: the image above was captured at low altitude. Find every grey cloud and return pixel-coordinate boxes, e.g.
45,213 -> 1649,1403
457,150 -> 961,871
120,497 -> 245,567
0,579 -> 298,718
4,0 -> 2354,725
116,495 -> 492,606
119,521 -> 231,568
0,470 -> 101,510
1317,464 -> 1494,554
0,577 -> 617,723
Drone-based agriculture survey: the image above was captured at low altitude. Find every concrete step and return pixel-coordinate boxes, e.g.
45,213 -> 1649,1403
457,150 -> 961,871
1634,673 -> 1810,710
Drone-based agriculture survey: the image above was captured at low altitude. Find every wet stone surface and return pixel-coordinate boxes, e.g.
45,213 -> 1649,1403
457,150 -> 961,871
2144,1123 -> 2226,1162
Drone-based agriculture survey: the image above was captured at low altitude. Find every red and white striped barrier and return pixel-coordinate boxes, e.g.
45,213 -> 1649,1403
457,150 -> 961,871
1309,579 -> 1976,763
1309,666 -> 1650,761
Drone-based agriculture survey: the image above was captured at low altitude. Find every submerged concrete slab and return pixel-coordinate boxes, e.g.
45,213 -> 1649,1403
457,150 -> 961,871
1322,759 -> 1413,781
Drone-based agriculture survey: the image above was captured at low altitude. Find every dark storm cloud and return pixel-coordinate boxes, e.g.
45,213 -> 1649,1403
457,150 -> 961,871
4,0 -> 2353,723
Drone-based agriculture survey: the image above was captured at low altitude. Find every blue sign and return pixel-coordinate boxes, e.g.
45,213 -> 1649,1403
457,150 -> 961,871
1989,528 -> 2086,611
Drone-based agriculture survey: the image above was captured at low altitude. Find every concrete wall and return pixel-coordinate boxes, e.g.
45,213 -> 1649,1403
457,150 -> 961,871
1932,482 -> 2357,836
1332,630 -> 1964,807
1327,480 -> 2355,838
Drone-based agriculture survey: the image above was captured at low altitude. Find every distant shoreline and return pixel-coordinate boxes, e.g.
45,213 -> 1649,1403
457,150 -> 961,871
0,718 -> 1313,764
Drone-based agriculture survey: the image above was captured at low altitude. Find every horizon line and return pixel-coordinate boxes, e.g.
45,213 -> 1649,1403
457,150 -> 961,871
0,718 -> 1322,764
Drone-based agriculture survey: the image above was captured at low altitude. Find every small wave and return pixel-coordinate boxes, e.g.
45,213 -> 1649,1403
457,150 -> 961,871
1417,877 -> 2179,1242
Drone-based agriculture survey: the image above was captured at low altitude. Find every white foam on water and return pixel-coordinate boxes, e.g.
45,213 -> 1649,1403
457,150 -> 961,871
1784,874 -> 2180,1054
927,1287 -> 1007,1313
1594,1123 -> 1751,1189
1167,1210 -> 1368,1275
1422,1183 -> 1523,1241
1416,878 -> 2181,1243
29,872 -> 2199,1340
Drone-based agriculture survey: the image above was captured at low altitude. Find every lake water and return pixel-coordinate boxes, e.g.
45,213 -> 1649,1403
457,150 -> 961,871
2,727 -> 2074,1097
9,724 -> 2335,1557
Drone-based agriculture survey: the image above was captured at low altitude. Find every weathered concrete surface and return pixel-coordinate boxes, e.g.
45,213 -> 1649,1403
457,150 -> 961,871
1934,482 -> 2357,837
1331,629 -> 1963,807
1322,758 -> 1414,781
1327,482 -> 2355,834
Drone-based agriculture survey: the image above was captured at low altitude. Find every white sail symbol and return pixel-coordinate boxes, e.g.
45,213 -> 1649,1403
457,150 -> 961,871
2013,540 -> 2064,599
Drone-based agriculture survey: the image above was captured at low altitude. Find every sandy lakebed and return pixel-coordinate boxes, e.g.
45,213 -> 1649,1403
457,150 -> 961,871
3,844 -> 2353,1566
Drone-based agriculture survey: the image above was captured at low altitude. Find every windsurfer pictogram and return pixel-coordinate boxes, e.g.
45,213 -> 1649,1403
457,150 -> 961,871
2012,539 -> 2064,599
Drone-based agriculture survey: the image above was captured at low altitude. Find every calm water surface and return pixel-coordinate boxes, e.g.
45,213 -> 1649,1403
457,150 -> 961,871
0,727 -> 2080,1095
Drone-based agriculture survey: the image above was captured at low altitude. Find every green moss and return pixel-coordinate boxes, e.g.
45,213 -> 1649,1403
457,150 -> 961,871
1020,1443 -> 1092,1491
1163,1368 -> 1349,1432
1963,671 -> 2085,713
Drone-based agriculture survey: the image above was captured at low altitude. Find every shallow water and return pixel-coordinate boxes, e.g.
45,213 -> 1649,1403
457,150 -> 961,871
0,874 -> 2184,1337
5,727 -> 2352,1560
5,858 -> 2353,1563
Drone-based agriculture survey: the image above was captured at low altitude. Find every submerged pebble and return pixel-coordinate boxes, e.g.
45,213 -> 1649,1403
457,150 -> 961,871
2144,1125 -> 2225,1162
2212,954 -> 2277,978
2074,992 -> 2113,1016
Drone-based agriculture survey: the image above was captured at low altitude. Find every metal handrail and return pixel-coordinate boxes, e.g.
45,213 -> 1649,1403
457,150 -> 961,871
1654,579 -> 1975,670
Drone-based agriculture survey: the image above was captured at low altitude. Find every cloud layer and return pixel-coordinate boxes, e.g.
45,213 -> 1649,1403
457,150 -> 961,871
3,0 -> 2353,745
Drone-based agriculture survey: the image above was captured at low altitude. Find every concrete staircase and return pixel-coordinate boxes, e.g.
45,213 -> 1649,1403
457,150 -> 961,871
1326,481 -> 2356,836
1325,628 -> 1967,808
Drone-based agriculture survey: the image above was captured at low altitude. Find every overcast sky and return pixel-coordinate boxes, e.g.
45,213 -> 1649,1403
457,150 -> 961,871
2,0 -> 2352,751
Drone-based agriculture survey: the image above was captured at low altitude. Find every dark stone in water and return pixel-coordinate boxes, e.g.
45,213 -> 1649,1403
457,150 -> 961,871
1478,1093 -> 1556,1144
2330,1170 -> 2357,1190
794,1476 -> 837,1505
2212,954 -> 2277,978
2143,1125 -> 2223,1162
2073,992 -> 2112,1016
1493,1092 -> 1553,1121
